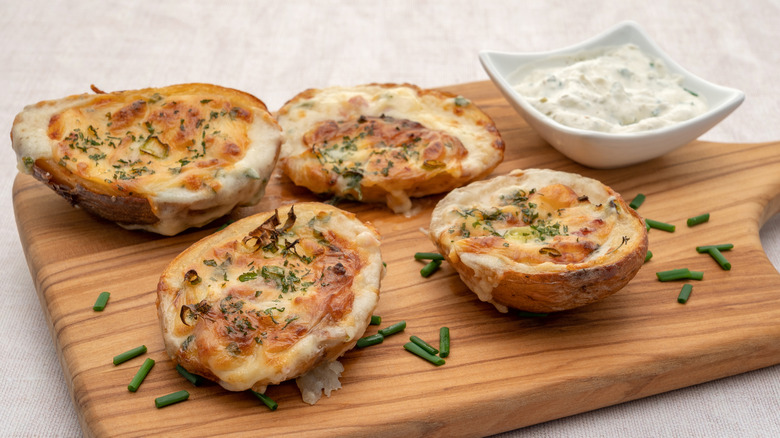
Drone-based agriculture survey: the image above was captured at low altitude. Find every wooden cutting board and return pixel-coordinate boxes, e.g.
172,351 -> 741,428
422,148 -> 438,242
13,81 -> 780,437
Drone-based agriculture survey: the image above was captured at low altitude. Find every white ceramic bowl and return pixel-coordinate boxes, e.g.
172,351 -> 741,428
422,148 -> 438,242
479,21 -> 745,169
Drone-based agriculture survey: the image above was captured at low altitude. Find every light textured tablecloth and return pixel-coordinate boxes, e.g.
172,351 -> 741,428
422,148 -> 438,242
1,1 -> 778,436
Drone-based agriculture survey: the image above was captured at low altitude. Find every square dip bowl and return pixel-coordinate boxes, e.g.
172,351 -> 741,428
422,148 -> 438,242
479,21 -> 745,169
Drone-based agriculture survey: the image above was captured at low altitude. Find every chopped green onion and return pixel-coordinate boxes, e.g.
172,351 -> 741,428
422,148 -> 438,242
645,219 -> 675,232
410,335 -> 438,355
517,311 -> 549,318
378,320 -> 406,337
93,291 -> 111,311
644,250 -> 653,263
370,315 -> 382,325
403,342 -> 445,366
113,345 -> 147,365
439,327 -> 450,358
629,193 -> 646,210
356,333 -> 384,348
705,247 -> 731,270
656,268 -> 703,282
677,284 -> 693,304
420,260 -> 442,277
154,390 -> 189,408
127,358 -> 155,392
176,364 -> 206,386
251,390 -> 278,411
696,244 -> 734,253
687,213 -> 710,227
414,252 -> 445,261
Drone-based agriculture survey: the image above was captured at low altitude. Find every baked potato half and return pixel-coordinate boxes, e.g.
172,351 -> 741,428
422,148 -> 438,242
156,202 -> 383,404
11,83 -> 282,235
277,83 -> 505,214
429,169 -> 648,313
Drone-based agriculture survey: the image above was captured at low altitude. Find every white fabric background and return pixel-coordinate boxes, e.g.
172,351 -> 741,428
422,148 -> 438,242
1,1 -> 778,436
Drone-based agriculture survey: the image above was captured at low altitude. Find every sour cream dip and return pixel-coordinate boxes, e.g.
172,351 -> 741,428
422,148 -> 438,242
511,44 -> 708,133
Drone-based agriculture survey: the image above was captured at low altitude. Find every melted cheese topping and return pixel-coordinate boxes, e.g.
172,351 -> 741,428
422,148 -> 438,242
157,203 -> 383,395
430,168 -> 642,311
12,84 -> 282,235
278,84 -> 504,213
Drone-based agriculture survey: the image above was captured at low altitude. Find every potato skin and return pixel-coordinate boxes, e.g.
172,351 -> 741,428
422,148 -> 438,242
429,168 -> 648,313
11,83 -> 282,235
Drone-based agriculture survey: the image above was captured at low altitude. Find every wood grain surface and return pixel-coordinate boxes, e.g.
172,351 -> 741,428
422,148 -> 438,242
13,81 -> 780,437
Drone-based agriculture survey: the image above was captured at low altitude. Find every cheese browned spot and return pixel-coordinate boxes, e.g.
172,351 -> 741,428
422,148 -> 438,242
429,169 -> 648,313
278,84 -> 504,214
156,202 -> 383,401
12,83 -> 282,235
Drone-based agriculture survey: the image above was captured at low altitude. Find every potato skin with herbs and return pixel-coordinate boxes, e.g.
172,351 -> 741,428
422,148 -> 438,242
156,202 -> 383,401
11,83 -> 282,235
429,168 -> 648,313
277,83 -> 505,214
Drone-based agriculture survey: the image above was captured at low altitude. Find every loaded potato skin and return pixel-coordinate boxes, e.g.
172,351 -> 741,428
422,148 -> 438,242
277,83 -> 504,214
11,83 -> 282,235
429,169 -> 648,313
156,202 -> 383,401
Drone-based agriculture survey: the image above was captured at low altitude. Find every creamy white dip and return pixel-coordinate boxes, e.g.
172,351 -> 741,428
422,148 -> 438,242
511,44 -> 708,133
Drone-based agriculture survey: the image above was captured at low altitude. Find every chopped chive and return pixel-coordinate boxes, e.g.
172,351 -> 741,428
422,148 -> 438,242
370,315 -> 382,325
517,311 -> 549,317
128,358 -> 155,392
645,219 -> 675,232
251,390 -> 278,411
629,193 -> 646,210
420,260 -> 442,277
403,342 -> 445,366
687,213 -> 710,227
410,335 -> 438,355
176,364 -> 206,386
154,390 -> 189,408
705,247 -> 731,270
439,327 -> 450,358
113,345 -> 147,365
414,252 -> 445,261
644,250 -> 653,263
656,268 -> 703,281
378,320 -> 406,337
93,291 -> 111,311
677,284 -> 693,304
696,244 -> 734,253
356,333 -> 384,348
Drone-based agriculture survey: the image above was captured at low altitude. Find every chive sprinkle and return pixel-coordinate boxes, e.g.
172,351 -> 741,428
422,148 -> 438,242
705,247 -> 732,270
378,320 -> 406,337
403,342 -> 445,366
645,219 -> 675,232
251,390 -> 278,411
687,213 -> 710,227
370,315 -> 382,325
154,390 -> 189,408
113,345 -> 147,365
176,364 -> 206,386
127,358 -> 155,392
439,327 -> 450,358
93,291 -> 111,311
656,268 -> 704,281
644,250 -> 653,263
356,333 -> 384,348
677,284 -> 693,304
629,193 -> 646,210
696,244 -> 734,253
410,336 -> 438,355
414,252 -> 445,261
420,260 -> 442,277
